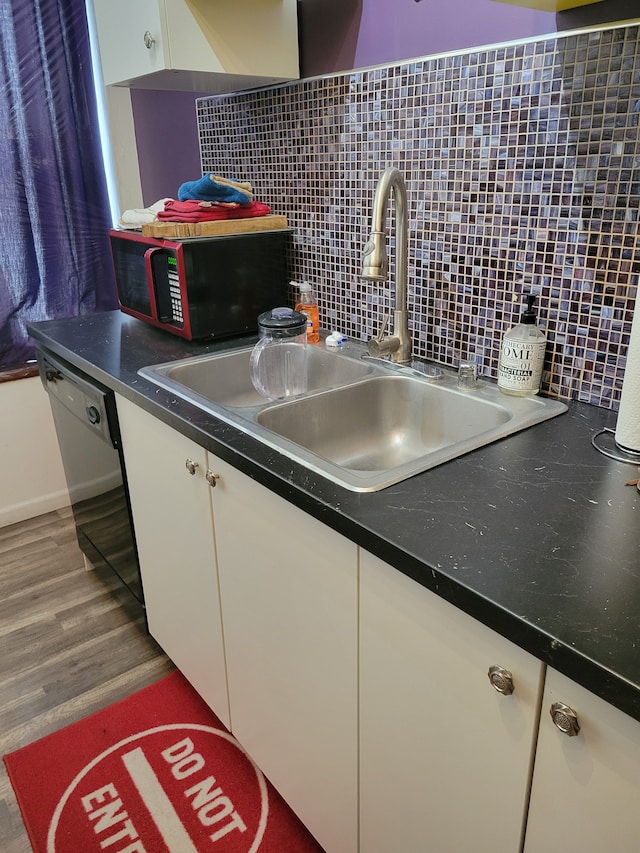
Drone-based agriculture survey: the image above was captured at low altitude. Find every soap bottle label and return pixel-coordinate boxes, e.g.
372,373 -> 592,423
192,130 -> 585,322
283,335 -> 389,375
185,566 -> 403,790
296,304 -> 320,343
498,339 -> 546,392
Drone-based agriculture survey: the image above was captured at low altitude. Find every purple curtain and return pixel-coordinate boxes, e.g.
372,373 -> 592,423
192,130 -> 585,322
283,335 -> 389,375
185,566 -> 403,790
0,0 -> 117,367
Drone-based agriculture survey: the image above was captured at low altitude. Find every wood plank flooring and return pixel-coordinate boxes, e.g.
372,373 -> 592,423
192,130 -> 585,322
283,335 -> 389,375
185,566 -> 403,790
0,507 -> 173,852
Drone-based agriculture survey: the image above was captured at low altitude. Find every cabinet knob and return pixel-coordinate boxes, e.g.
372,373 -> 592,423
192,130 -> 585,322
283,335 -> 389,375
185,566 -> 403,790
143,30 -> 156,50
185,458 -> 199,475
550,702 -> 581,736
206,469 -> 220,488
488,665 -> 515,695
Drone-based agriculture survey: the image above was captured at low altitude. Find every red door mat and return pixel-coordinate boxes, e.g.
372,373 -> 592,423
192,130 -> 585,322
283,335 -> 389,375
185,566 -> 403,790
4,671 -> 324,852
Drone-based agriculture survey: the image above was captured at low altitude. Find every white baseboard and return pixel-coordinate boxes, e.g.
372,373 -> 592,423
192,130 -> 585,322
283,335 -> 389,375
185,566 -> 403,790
0,489 -> 70,529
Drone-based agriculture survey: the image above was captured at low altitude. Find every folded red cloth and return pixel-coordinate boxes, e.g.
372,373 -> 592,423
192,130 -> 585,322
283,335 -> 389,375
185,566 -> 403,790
157,199 -> 271,222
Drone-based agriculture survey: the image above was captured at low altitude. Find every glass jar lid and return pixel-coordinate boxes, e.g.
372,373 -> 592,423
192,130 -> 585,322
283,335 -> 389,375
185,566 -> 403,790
257,307 -> 307,338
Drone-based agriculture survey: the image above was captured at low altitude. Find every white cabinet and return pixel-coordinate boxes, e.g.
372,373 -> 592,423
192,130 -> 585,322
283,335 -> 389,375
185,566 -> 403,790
116,398 -> 357,852
525,668 -> 640,853
91,0 -> 299,92
359,549 -> 545,853
116,395 -> 230,727
212,456 -> 358,853
116,395 -> 640,852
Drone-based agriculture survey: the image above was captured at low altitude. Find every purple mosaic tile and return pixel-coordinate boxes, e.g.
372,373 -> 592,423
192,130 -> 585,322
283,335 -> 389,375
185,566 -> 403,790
196,24 -> 640,410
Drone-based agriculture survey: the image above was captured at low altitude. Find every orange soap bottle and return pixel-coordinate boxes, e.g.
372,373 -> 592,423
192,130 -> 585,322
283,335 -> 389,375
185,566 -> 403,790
294,281 -> 320,343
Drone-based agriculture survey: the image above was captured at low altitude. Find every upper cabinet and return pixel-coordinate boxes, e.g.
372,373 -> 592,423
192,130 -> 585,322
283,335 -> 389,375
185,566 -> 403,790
90,0 -> 299,92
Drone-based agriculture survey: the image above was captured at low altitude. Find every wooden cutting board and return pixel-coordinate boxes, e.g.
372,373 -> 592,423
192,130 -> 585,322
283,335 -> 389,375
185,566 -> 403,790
141,214 -> 288,239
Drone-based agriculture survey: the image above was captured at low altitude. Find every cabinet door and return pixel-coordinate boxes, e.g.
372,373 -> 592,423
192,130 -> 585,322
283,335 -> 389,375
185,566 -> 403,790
116,396 -> 229,728
211,457 -> 358,853
525,668 -> 640,853
360,549 -> 544,853
91,0 -> 299,87
92,0 -> 170,85
92,0 -> 227,83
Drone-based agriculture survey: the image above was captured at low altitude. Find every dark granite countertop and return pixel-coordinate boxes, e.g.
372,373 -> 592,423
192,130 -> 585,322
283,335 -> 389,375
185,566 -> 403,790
29,311 -> 640,722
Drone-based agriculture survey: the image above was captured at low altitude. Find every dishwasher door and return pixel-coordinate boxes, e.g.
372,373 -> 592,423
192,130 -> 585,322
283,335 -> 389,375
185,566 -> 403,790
37,348 -> 144,605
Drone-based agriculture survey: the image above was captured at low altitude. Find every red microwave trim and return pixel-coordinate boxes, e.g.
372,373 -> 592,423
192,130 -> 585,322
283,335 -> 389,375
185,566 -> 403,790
109,229 -> 193,340
142,247 -> 160,322
118,304 -> 193,341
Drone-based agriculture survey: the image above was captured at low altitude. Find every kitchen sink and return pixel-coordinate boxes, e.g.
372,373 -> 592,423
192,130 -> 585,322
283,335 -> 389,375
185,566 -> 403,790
141,344 -> 375,408
258,375 -> 510,472
139,341 -> 567,491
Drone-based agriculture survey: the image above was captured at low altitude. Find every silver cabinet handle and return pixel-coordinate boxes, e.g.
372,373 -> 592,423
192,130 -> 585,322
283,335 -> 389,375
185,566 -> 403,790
143,30 -> 156,49
550,702 -> 581,736
206,470 -> 220,488
185,458 -> 199,475
488,665 -> 514,695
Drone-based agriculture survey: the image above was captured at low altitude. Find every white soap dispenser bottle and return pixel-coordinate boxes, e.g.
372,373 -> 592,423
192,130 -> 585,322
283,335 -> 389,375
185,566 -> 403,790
498,293 -> 547,397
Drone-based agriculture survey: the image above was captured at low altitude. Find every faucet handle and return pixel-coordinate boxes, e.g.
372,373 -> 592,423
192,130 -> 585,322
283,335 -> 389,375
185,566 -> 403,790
375,312 -> 392,343
368,312 -> 400,358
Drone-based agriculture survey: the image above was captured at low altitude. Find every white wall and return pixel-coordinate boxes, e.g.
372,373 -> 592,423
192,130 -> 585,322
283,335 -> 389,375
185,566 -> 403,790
0,377 -> 69,528
105,85 -> 144,215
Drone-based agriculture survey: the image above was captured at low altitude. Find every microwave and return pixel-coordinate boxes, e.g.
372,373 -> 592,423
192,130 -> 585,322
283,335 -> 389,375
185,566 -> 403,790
109,229 -> 292,341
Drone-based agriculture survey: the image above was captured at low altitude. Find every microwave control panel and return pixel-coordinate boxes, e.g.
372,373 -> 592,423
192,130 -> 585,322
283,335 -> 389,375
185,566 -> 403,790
165,256 -> 184,325
152,251 -> 184,327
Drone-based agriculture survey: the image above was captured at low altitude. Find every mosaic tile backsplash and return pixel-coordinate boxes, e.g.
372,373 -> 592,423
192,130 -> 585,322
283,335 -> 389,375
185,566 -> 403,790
197,23 -> 640,409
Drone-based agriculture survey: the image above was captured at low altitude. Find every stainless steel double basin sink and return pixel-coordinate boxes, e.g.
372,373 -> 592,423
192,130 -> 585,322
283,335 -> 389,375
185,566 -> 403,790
139,341 -> 567,492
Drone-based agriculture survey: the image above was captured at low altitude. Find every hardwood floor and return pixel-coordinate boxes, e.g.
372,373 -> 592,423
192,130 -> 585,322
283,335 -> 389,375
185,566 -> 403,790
0,507 -> 173,852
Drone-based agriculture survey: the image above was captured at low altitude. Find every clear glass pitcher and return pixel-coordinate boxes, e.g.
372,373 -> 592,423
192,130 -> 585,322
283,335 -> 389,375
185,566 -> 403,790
250,307 -> 308,400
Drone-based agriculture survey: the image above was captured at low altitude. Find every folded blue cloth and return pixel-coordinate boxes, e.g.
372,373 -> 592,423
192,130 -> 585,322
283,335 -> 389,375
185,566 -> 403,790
178,174 -> 253,203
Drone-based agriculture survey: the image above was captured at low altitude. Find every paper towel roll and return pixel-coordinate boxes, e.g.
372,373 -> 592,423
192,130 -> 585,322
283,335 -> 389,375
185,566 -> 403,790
615,305 -> 640,453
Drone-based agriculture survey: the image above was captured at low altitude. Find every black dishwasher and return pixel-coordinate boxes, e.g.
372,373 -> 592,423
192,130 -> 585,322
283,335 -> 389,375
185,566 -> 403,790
36,347 -> 144,606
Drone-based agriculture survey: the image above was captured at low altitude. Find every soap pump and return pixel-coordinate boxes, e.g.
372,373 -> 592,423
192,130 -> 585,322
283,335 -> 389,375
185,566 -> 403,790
497,293 -> 547,397
293,281 -> 320,343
